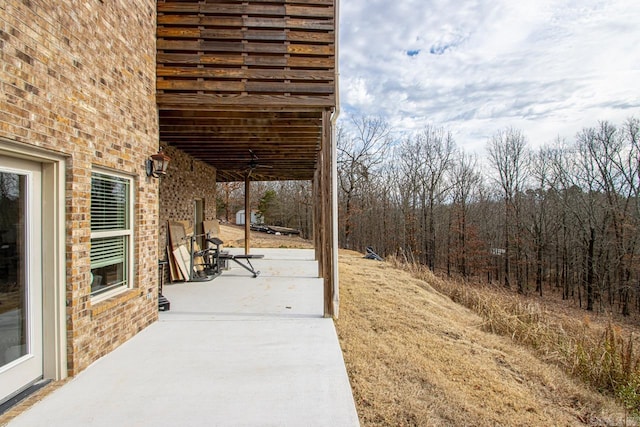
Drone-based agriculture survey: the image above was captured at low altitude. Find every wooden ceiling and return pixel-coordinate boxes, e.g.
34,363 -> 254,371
156,0 -> 337,182
158,109 -> 323,181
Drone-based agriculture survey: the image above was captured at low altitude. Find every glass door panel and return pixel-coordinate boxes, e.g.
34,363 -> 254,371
0,158 -> 42,404
0,172 -> 27,366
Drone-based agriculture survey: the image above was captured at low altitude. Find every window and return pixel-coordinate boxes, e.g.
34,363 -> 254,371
90,171 -> 133,297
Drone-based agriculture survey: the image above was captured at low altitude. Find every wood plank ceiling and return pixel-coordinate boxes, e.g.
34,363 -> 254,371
156,0 -> 337,182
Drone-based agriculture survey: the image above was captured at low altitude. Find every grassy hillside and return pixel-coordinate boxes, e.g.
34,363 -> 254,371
335,250 -> 630,426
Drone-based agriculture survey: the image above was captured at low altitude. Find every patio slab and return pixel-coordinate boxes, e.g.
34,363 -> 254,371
7,249 -> 359,427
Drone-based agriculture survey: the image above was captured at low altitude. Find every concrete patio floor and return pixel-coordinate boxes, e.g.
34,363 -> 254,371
7,249 -> 359,427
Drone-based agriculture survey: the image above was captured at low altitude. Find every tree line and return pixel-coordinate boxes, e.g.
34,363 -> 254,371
337,116 -> 640,316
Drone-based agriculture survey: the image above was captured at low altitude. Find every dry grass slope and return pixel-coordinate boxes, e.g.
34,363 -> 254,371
335,250 -> 628,426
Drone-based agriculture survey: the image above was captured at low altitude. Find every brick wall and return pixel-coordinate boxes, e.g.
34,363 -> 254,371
158,143 -> 218,260
0,0 -> 159,374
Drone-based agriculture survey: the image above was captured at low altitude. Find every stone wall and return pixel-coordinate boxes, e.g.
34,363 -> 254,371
0,0 -> 159,374
158,143 -> 217,260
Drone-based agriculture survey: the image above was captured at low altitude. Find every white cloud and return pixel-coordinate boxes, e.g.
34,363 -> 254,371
342,77 -> 375,110
339,0 -> 640,151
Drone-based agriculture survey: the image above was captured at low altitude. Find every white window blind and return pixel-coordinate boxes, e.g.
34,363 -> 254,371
90,236 -> 125,269
91,173 -> 129,231
90,171 -> 132,296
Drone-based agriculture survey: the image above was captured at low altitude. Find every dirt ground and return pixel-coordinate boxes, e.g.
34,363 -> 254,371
218,223 -> 314,249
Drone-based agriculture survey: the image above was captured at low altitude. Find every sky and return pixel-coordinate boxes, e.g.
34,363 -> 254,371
338,0 -> 640,153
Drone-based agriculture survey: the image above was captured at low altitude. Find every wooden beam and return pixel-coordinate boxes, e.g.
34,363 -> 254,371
157,28 -> 334,44
157,67 -> 334,81
156,53 -> 335,69
157,40 -> 334,57
318,110 -> 334,317
158,110 -> 323,119
245,173 -> 251,255
160,125 -> 321,134
157,93 -> 335,109
157,15 -> 334,31
314,167 -> 322,277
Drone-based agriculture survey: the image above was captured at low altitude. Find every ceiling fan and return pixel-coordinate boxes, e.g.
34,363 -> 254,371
245,149 -> 273,177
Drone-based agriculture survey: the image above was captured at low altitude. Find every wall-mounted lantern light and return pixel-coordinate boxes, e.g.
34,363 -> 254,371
146,150 -> 171,178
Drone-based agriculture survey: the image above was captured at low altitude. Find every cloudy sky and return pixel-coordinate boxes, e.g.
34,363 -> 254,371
338,0 -> 640,152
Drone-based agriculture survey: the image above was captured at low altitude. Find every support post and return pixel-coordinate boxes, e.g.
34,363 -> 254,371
244,173 -> 250,255
320,109 -> 336,318
314,168 -> 322,276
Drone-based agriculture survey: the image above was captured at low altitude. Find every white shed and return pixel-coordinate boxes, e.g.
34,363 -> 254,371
235,210 -> 261,225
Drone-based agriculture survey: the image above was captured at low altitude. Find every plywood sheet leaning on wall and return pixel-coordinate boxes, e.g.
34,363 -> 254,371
168,221 -> 187,281
178,220 -> 193,237
169,221 -> 187,248
173,245 -> 191,281
167,245 -> 181,282
167,220 -> 206,281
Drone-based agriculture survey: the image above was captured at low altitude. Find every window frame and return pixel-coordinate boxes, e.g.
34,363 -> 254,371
89,169 -> 135,301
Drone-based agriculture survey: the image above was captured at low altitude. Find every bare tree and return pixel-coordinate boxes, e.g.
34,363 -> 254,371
337,116 -> 390,249
392,135 -> 423,259
416,126 -> 455,271
450,151 -> 482,278
552,131 -> 606,312
526,146 -> 561,296
582,121 -> 640,315
487,128 -> 529,292
216,182 -> 243,222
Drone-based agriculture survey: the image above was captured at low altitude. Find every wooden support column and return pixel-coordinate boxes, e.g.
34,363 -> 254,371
244,173 -> 250,255
314,126 -> 326,314
313,168 -> 322,275
329,108 -> 340,318
320,109 -> 336,318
